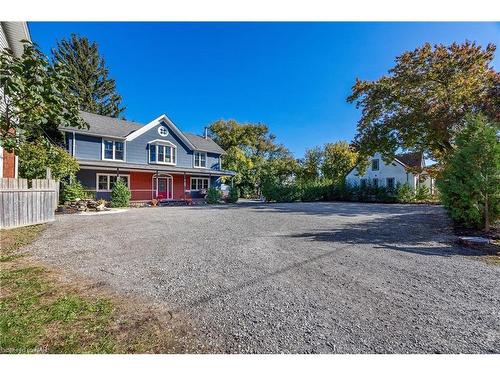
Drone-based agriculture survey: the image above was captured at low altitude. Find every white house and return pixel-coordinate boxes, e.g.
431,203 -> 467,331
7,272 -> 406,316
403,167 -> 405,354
346,151 -> 435,192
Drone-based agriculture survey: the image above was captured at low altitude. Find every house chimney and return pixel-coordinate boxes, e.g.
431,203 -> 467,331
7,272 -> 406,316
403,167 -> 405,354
204,127 -> 208,139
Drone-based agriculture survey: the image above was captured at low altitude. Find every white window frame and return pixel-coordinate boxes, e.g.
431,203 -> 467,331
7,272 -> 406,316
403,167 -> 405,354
190,177 -> 210,191
193,151 -> 207,168
148,140 -> 177,165
96,173 -> 130,192
102,138 -> 126,161
371,158 -> 379,171
158,126 -> 169,137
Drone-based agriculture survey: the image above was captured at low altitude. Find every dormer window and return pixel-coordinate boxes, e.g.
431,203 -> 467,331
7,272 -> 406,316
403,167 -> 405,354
102,139 -> 125,161
149,140 -> 176,165
194,151 -> 207,168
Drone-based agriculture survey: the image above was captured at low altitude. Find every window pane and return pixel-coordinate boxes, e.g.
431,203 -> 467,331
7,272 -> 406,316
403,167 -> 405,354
109,175 -> 117,189
387,178 -> 395,189
158,146 -> 164,162
115,142 -> 124,160
372,159 -> 379,171
165,146 -> 171,163
203,179 -> 208,189
200,153 -> 206,167
194,153 -> 200,166
150,144 -> 156,162
98,175 -> 108,190
191,178 -> 197,190
373,178 -> 378,187
104,140 -> 113,159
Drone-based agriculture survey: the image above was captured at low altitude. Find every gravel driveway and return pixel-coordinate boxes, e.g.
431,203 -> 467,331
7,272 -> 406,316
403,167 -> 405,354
28,202 -> 500,353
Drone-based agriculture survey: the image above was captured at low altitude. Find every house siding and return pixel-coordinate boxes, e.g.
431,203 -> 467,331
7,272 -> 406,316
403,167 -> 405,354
346,152 -> 415,189
65,121 -> 223,171
74,133 -> 102,160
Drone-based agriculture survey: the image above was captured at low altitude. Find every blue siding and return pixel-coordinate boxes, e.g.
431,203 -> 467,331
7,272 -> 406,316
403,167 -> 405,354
75,133 -> 101,160
127,120 -> 194,167
66,120 -> 224,172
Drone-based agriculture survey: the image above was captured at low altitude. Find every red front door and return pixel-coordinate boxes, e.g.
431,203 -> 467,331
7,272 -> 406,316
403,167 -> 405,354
156,176 -> 173,200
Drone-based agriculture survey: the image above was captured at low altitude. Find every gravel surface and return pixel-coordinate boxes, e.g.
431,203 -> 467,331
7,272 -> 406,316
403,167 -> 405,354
28,202 -> 500,353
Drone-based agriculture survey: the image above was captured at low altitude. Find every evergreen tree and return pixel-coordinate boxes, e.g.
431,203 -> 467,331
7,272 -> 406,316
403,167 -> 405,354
52,34 -> 125,118
437,114 -> 500,230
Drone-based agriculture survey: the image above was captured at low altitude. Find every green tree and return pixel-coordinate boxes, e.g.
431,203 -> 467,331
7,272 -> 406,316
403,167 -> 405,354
321,141 -> 358,185
298,146 -> 323,182
0,41 -> 85,152
347,42 -> 499,163
18,140 -> 79,180
437,114 -> 500,230
111,179 -> 131,208
209,119 -> 294,197
52,34 -> 125,118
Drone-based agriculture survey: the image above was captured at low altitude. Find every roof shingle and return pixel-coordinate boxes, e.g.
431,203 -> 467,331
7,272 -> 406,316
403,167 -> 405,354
395,152 -> 423,168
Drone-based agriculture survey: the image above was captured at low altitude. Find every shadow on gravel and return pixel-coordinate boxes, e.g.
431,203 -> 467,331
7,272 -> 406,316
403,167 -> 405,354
289,211 -> 484,258
185,201 -> 443,218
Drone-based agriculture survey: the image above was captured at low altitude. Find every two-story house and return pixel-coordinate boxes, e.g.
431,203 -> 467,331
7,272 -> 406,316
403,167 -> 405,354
345,151 -> 435,193
62,111 -> 235,202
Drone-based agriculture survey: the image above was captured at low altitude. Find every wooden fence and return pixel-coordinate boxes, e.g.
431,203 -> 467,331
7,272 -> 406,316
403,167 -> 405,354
0,177 -> 59,229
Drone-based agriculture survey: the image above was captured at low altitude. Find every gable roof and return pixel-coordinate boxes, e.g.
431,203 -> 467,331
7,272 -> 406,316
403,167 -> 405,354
61,111 -> 143,138
394,152 -> 424,168
61,111 -> 226,154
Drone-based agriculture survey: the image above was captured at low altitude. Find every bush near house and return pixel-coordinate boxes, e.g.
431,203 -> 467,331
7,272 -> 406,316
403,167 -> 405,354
110,180 -> 131,208
226,186 -> 239,203
60,180 -> 90,203
206,187 -> 222,204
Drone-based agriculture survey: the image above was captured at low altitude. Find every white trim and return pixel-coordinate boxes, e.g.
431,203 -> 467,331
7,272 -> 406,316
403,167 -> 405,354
193,151 -> 208,168
14,154 -> 18,178
96,173 -> 130,192
190,177 -> 210,191
152,173 -> 174,200
72,131 -> 76,156
102,138 -> 126,162
158,125 -> 169,137
148,141 -> 177,166
125,114 -> 196,150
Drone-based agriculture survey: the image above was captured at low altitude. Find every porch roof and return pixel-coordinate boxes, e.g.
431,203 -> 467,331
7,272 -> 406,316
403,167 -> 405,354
77,159 -> 236,177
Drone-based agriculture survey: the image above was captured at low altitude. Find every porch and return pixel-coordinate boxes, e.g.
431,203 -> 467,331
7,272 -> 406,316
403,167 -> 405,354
75,161 -> 235,204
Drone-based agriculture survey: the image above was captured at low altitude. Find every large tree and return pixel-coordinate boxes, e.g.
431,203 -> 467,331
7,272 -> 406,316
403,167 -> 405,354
347,42 -> 499,163
298,147 -> 323,182
437,114 -> 499,231
321,141 -> 358,185
209,119 -> 296,197
1,41 -> 85,153
52,34 -> 125,118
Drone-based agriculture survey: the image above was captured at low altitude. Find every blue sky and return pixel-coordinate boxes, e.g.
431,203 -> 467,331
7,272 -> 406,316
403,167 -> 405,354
29,22 -> 499,158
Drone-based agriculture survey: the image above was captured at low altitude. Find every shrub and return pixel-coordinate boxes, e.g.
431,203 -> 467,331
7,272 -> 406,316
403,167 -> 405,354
415,185 -> 431,201
206,187 -> 222,204
111,179 -> 131,208
60,180 -> 89,203
300,182 -> 330,202
227,186 -> 239,203
396,183 -> 415,203
262,180 -> 301,202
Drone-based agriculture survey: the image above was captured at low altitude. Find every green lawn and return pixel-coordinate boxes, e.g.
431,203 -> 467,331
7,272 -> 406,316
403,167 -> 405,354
0,225 -> 194,353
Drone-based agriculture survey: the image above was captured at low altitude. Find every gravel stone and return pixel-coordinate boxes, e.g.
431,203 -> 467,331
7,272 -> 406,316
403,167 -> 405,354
27,202 -> 500,353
